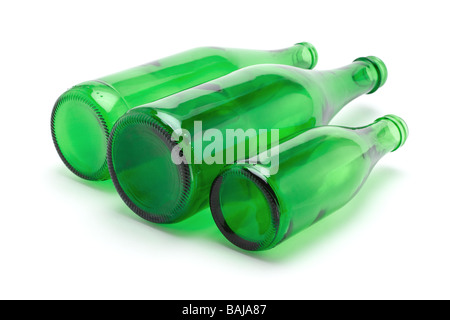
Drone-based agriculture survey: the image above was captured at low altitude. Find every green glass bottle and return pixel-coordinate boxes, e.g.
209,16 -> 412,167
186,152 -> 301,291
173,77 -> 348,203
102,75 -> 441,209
51,43 -> 318,181
108,56 -> 387,224
210,115 -> 408,251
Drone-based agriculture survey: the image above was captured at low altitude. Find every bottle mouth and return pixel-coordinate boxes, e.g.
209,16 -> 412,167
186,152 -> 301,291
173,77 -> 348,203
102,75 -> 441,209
295,42 -> 318,69
377,114 -> 409,151
210,167 -> 280,251
51,90 -> 110,181
107,112 -> 192,223
354,56 -> 388,94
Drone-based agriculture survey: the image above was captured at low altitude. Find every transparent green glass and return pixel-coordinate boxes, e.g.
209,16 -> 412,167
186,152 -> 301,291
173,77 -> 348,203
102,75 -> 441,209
109,56 -> 387,224
51,43 -> 318,181
210,115 -> 408,251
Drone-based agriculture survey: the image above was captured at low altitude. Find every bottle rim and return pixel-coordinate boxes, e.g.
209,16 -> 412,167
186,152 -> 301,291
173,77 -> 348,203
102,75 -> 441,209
376,114 -> 409,151
353,56 -> 388,94
295,42 -> 319,70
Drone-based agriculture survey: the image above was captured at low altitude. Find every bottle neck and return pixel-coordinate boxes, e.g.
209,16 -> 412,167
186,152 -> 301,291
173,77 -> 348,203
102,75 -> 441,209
231,42 -> 318,70
357,115 -> 408,164
317,57 -> 387,123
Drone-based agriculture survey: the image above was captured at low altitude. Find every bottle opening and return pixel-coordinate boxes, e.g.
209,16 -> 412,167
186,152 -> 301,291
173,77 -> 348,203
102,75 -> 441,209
353,56 -> 388,94
108,113 -> 192,223
295,42 -> 318,69
210,167 -> 280,251
51,91 -> 109,180
378,114 -> 409,151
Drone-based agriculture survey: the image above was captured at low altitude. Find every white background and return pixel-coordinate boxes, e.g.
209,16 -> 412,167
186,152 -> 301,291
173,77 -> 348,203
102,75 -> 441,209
1,0 -> 449,300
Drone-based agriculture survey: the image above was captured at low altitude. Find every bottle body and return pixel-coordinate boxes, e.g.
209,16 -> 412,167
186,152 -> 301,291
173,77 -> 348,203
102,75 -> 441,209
108,57 -> 387,224
51,43 -> 318,180
210,115 -> 408,250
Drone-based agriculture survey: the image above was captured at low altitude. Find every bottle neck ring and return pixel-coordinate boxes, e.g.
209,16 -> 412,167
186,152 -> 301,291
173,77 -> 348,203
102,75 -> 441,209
353,56 -> 388,94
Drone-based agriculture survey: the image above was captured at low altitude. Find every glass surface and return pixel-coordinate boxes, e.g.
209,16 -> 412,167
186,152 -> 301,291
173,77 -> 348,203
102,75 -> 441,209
109,56 -> 388,223
51,43 -> 318,180
210,115 -> 408,251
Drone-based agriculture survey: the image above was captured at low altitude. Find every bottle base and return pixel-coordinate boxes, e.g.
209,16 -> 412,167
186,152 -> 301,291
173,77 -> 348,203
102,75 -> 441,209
51,90 -> 110,181
210,167 -> 280,251
108,112 -> 192,224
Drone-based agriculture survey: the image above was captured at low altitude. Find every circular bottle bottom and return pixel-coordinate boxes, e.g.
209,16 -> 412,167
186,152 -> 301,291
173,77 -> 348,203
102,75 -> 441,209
108,112 -> 192,223
51,90 -> 110,180
210,167 -> 280,251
